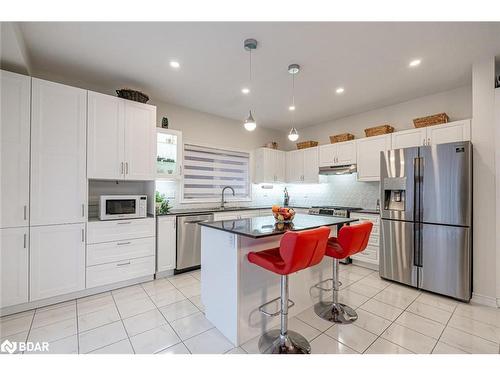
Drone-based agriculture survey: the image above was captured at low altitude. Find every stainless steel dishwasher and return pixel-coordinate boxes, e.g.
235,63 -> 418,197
176,213 -> 214,272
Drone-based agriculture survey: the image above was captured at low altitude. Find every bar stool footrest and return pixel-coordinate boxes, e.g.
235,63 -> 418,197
258,297 -> 295,317
313,278 -> 342,292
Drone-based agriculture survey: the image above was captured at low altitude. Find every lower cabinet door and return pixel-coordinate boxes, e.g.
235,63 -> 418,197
157,216 -> 176,273
86,256 -> 155,288
30,223 -> 86,301
0,227 -> 29,308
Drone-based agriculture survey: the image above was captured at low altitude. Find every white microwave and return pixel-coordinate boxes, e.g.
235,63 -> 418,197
99,195 -> 147,221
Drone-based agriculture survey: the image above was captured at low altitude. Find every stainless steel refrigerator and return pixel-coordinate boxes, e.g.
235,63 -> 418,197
379,141 -> 472,301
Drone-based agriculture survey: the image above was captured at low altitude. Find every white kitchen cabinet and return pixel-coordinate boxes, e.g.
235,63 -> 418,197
349,213 -> 380,267
87,91 -> 125,180
30,78 -> 87,226
87,217 -> 155,244
86,256 -> 155,289
87,90 -> 156,181
356,134 -> 392,181
0,71 -> 31,229
391,120 -> 471,149
156,129 -> 183,179
253,148 -> 286,183
286,147 -> 319,183
0,227 -> 29,308
425,119 -> 471,145
319,141 -> 356,167
30,223 -> 86,301
87,237 -> 155,267
156,216 -> 177,273
391,128 -> 427,149
124,100 -> 156,180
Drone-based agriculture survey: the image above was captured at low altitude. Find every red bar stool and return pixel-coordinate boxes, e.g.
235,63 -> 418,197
314,221 -> 373,324
247,226 -> 330,354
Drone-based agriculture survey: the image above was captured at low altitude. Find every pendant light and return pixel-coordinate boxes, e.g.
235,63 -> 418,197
243,38 -> 258,131
287,63 -> 300,141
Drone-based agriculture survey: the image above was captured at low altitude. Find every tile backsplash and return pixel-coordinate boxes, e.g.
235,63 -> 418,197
156,173 -> 379,210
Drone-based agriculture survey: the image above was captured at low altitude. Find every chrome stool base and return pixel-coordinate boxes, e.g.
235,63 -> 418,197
258,329 -> 311,354
314,301 -> 358,324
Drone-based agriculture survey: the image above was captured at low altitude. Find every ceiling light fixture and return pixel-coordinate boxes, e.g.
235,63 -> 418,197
409,59 -> 421,67
335,87 -> 345,94
287,63 -> 300,142
241,87 -> 250,94
170,61 -> 180,69
243,38 -> 258,131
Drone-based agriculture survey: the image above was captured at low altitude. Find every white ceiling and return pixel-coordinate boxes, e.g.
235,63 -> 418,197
18,22 -> 500,129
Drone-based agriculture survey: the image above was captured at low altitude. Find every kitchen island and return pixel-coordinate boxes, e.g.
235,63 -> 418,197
199,214 -> 357,346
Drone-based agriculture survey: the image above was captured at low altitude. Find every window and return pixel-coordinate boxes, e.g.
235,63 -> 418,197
182,143 -> 251,202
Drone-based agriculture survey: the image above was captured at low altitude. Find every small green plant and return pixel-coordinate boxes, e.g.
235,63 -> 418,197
155,191 -> 171,215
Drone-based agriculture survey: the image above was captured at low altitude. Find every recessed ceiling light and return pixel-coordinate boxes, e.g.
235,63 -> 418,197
289,105 -> 296,111
170,61 -> 180,69
409,59 -> 421,67
241,87 -> 250,94
335,87 -> 345,94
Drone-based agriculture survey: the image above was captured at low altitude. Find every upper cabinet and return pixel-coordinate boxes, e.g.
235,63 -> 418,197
30,78 -> 87,226
87,91 -> 156,181
319,141 -> 356,167
356,134 -> 392,181
391,120 -> 471,149
253,148 -> 286,183
0,71 -> 31,229
156,129 -> 183,179
286,147 -> 319,183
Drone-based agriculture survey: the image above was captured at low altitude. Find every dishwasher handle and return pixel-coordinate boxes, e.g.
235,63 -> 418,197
184,219 -> 209,224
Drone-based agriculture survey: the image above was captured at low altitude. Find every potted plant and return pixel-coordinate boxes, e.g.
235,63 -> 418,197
155,191 -> 171,215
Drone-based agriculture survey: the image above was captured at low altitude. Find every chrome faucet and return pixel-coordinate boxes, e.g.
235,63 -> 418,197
221,186 -> 235,209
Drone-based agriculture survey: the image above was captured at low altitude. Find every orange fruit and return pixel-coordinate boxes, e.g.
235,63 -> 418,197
272,205 -> 280,213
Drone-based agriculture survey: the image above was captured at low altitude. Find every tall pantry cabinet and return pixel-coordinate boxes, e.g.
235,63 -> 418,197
0,71 -> 31,308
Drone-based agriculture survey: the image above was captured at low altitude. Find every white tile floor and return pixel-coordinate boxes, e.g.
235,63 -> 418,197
1,264 -> 499,354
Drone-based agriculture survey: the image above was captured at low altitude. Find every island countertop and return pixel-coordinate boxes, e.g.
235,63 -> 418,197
198,214 -> 357,238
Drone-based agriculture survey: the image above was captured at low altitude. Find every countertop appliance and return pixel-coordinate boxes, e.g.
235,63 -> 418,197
176,213 -> 214,273
308,206 -> 363,264
99,195 -> 147,221
380,141 -> 472,301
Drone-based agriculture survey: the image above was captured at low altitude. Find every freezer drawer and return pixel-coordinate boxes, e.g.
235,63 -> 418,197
380,219 -> 417,287
420,223 -> 471,301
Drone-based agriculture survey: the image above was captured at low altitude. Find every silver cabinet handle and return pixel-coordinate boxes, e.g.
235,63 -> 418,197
82,204 -> 85,217
427,137 -> 431,145
117,261 -> 131,267
179,165 -> 182,175
117,221 -> 132,225
120,162 -> 124,175
23,205 -> 27,220
117,241 -> 131,246
81,228 -> 85,242
125,162 -> 129,175
23,233 -> 27,248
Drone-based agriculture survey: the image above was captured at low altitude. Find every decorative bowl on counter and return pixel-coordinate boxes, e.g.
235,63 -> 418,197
272,205 -> 296,223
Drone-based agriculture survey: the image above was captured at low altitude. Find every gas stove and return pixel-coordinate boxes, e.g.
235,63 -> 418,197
308,206 -> 363,218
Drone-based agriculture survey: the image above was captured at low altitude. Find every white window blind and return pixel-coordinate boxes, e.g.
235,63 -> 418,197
182,144 -> 250,201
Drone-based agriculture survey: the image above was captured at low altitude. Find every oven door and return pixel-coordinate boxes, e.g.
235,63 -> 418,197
100,196 -> 139,220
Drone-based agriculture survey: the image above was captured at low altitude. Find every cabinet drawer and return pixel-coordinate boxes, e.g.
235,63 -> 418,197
86,256 -> 155,288
87,237 -> 155,266
368,234 -> 379,247
88,218 -> 155,244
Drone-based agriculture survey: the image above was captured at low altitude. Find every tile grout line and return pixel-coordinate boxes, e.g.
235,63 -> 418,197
21,309 -> 36,354
74,299 -> 80,354
109,291 -> 136,354
430,302 -> 459,353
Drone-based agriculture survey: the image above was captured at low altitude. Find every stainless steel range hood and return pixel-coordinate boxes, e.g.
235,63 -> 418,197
318,164 -> 357,175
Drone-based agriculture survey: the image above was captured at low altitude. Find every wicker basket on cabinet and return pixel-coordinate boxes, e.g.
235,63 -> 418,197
296,141 -> 319,149
364,125 -> 394,137
413,113 -> 449,128
329,133 -> 355,143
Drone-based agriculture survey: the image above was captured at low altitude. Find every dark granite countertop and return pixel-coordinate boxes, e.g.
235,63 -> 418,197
157,206 -> 310,217
198,214 -> 358,239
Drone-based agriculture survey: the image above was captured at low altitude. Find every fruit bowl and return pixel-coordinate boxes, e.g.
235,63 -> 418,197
271,205 -> 296,223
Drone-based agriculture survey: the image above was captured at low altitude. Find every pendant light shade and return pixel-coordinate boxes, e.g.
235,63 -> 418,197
243,39 -> 258,131
244,110 -> 257,131
288,127 -> 299,141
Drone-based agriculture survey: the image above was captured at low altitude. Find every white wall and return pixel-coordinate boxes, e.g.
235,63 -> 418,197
472,58 -> 497,306
289,86 -> 472,150
495,88 -> 500,307
0,22 -> 31,75
150,100 -> 286,152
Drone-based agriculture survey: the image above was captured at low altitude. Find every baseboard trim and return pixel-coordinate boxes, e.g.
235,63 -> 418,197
471,292 -> 499,307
